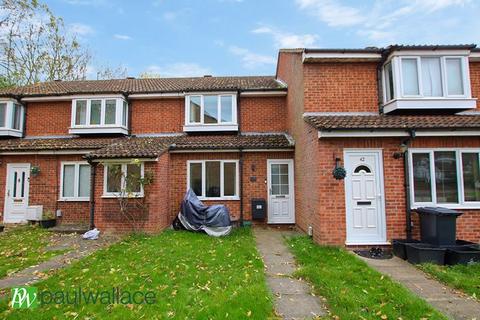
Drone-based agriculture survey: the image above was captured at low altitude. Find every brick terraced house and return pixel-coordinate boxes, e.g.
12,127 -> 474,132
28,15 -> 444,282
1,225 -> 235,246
1,44 -> 480,246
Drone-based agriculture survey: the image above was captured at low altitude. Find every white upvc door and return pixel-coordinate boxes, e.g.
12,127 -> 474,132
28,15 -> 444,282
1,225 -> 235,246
267,159 -> 295,224
344,150 -> 387,245
4,163 -> 30,223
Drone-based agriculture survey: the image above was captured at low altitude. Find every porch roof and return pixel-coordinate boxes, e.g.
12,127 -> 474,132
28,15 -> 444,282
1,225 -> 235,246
86,133 -> 295,160
0,136 -> 117,152
304,114 -> 480,131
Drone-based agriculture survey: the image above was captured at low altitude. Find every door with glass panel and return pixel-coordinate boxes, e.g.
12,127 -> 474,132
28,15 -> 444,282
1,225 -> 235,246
4,163 -> 30,223
267,160 -> 295,224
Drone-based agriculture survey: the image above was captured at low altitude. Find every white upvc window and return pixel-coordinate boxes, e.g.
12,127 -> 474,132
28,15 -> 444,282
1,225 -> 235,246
187,160 -> 239,200
381,55 -> 475,113
60,162 -> 91,201
184,94 -> 238,132
70,97 -> 128,134
0,100 -> 24,137
103,162 -> 144,198
409,148 -> 480,209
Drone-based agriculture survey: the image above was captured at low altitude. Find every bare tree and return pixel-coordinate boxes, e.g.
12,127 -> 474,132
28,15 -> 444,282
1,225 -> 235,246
138,71 -> 161,79
95,65 -> 128,80
0,0 -> 91,85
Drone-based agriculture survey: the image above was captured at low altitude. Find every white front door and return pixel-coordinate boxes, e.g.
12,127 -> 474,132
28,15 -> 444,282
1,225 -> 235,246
267,159 -> 295,224
344,150 -> 386,244
4,163 -> 30,223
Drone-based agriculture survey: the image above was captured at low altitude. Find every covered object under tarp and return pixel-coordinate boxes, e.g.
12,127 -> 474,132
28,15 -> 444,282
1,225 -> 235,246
174,189 -> 232,237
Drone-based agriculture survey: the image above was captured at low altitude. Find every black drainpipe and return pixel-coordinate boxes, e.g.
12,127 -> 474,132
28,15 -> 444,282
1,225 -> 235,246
87,160 -> 97,229
236,89 -> 244,226
404,129 -> 416,240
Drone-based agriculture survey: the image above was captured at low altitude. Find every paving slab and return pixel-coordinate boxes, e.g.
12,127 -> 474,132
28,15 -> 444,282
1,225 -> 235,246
254,227 -> 327,320
359,255 -> 480,320
0,233 -> 119,293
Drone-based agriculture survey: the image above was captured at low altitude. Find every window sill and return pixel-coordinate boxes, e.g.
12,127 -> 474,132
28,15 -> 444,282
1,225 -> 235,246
0,128 -> 23,137
412,204 -> 480,210
383,98 -> 477,114
183,124 -> 238,132
198,196 -> 240,201
101,194 -> 144,199
69,126 -> 128,135
58,198 -> 90,202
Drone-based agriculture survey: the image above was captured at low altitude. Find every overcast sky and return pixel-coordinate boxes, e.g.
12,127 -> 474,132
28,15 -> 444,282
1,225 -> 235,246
46,0 -> 480,78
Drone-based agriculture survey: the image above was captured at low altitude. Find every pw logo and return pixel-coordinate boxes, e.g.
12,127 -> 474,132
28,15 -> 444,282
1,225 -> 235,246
11,287 -> 38,309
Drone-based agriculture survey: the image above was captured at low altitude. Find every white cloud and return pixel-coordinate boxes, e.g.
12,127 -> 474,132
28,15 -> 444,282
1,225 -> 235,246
142,63 -> 212,77
114,34 -> 132,40
228,46 -> 276,69
252,26 -> 317,48
295,0 -> 475,44
68,23 -> 95,36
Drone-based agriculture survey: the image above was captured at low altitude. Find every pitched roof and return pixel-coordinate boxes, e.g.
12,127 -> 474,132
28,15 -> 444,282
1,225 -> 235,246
304,114 -> 480,130
0,76 -> 285,98
85,134 -> 294,159
303,44 -> 476,55
0,137 -> 118,152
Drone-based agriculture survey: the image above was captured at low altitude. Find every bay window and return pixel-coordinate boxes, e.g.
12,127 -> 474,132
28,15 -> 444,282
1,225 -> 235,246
60,162 -> 91,201
188,160 -> 239,199
184,94 -> 237,132
410,149 -> 480,208
103,162 -> 144,197
70,97 -> 128,134
382,55 -> 475,113
0,100 -> 24,137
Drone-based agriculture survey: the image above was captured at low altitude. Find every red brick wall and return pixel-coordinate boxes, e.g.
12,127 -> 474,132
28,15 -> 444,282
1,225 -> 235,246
168,151 -> 294,223
25,101 -> 72,136
130,99 -> 184,134
0,154 -> 90,224
240,97 -> 287,132
94,154 -> 171,233
470,62 -> 480,102
303,62 -> 379,113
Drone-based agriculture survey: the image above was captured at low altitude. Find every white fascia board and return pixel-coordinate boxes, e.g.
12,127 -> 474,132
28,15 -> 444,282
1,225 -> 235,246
93,157 -> 158,163
470,52 -> 480,62
0,150 -> 94,155
129,93 -> 184,99
240,91 -> 287,97
302,52 -> 382,62
169,148 -> 294,153
69,126 -> 128,135
22,94 -> 125,102
318,129 -> 480,138
388,49 -> 471,58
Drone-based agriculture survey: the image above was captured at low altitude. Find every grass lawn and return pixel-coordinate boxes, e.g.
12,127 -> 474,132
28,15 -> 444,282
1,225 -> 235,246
0,226 -> 65,278
0,228 -> 274,319
419,263 -> 480,300
287,236 -> 447,320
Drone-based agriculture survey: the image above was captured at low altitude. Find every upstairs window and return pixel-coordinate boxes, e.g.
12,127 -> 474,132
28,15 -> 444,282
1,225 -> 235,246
0,100 -> 24,137
71,97 -> 128,135
383,56 -> 469,102
184,94 -> 237,132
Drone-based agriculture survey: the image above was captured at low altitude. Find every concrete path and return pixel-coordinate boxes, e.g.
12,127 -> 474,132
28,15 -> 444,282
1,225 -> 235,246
0,233 -> 118,293
359,255 -> 480,320
254,228 -> 327,319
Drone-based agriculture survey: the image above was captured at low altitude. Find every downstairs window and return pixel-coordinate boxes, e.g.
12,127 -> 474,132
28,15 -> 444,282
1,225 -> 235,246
60,162 -> 91,201
410,149 -> 480,208
103,163 -> 144,197
188,160 -> 239,199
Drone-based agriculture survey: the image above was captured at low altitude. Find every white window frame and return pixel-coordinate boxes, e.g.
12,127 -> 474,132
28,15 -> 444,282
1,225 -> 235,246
102,162 -> 145,198
59,161 -> 90,201
0,100 -> 24,137
187,160 -> 240,200
383,55 -> 471,101
184,94 -> 238,132
71,96 -> 128,129
409,148 -> 480,209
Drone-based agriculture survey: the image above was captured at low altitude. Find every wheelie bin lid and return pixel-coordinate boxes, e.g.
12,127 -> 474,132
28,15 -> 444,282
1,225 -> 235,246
413,207 -> 463,217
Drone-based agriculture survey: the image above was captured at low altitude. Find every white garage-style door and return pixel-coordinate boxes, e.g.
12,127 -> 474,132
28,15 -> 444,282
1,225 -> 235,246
267,159 -> 295,224
344,150 -> 387,245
